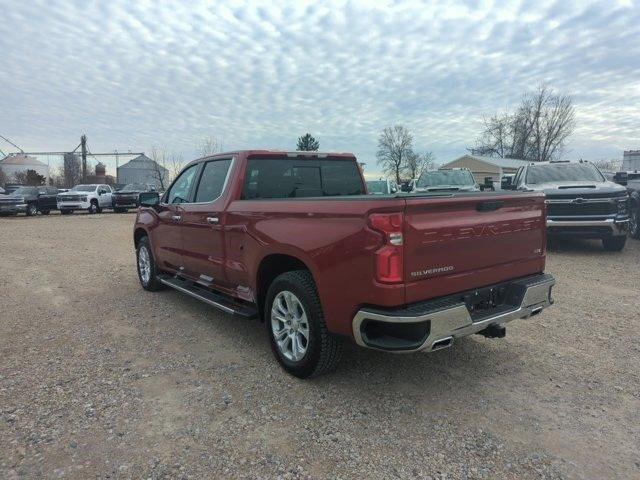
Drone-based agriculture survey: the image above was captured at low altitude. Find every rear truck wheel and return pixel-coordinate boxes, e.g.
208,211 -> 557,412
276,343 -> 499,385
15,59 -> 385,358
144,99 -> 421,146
265,270 -> 342,378
41,210 -> 50,215
136,236 -> 163,291
26,203 -> 37,216
603,236 -> 626,251
629,205 -> 640,239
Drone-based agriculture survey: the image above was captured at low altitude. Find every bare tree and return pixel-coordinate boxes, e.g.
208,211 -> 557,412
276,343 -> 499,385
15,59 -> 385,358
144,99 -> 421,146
149,146 -> 170,190
199,136 -> 221,157
593,158 -> 621,171
168,152 -> 185,181
13,169 -> 46,186
470,85 -> 575,162
405,151 -> 435,180
0,168 -> 8,187
376,126 -> 414,184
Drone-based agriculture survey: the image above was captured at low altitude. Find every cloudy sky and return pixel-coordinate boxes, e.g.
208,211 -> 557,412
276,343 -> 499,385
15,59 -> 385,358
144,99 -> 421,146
1,0 -> 639,174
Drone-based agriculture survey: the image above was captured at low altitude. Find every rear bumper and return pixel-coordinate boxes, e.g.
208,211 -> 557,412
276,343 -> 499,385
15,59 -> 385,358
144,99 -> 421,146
352,273 -> 555,352
547,217 -> 628,237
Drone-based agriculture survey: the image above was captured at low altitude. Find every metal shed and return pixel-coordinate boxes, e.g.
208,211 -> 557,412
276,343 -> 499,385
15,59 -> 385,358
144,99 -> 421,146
116,154 -> 168,189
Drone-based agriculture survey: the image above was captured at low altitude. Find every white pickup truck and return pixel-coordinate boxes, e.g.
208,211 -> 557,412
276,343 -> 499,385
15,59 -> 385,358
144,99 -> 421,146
57,184 -> 114,214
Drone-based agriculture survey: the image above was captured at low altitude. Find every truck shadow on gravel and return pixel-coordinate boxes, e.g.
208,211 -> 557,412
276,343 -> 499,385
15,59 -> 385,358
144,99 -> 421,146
168,290 -> 523,398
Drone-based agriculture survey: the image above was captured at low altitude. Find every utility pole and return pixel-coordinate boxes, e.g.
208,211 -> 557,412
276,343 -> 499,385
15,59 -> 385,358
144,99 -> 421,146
80,134 -> 87,182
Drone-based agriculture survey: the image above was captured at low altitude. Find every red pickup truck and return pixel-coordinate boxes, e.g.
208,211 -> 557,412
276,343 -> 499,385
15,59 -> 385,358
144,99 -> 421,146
134,150 -> 555,378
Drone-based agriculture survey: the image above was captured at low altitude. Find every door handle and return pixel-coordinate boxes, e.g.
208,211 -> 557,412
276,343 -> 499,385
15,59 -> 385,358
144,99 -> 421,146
206,217 -> 219,225
172,215 -> 182,222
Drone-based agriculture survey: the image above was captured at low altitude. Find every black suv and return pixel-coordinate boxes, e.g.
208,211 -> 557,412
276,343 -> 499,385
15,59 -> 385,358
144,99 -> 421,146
0,186 -> 59,216
503,160 -> 629,251
112,183 -> 157,213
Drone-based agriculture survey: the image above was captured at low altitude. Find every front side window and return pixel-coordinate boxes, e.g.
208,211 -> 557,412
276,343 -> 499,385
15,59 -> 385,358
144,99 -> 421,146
525,163 -> 605,184
242,158 -> 365,199
194,159 -> 232,203
166,164 -> 199,204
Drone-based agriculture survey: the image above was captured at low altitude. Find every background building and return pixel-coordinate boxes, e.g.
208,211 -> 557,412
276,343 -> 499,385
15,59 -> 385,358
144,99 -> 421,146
117,154 -> 168,189
622,150 -> 640,171
439,154 -> 531,184
0,153 -> 49,183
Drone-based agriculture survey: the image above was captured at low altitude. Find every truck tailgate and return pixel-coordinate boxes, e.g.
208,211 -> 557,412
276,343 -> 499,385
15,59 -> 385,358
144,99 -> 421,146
403,193 -> 546,304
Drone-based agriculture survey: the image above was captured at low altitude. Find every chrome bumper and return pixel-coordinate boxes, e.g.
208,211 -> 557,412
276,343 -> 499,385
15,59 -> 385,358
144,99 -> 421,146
352,274 -> 555,353
547,217 -> 628,235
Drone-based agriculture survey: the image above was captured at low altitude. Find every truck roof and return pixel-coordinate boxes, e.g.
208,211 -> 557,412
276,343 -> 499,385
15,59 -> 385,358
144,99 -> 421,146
200,150 -> 355,160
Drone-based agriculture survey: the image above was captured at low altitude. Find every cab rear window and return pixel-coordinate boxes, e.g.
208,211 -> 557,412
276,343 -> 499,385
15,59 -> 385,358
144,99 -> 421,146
241,158 -> 365,199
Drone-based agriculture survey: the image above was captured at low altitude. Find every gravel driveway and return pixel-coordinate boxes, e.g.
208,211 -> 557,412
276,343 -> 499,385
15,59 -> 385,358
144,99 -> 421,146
1,212 -> 638,479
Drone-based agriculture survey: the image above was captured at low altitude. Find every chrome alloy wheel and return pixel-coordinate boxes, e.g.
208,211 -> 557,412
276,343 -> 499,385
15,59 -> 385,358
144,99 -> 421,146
271,291 -> 310,362
138,245 -> 151,284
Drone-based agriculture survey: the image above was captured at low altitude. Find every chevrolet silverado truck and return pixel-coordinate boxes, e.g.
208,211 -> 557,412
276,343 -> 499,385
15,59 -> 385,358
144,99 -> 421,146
112,183 -> 157,213
133,150 -> 555,378
504,160 -> 629,251
0,186 -> 59,216
57,184 -> 114,214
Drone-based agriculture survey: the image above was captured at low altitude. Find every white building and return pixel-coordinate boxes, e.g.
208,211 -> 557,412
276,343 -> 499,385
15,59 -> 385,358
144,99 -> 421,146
439,154 -> 531,184
117,154 -> 168,189
622,150 -> 640,171
0,154 -> 49,183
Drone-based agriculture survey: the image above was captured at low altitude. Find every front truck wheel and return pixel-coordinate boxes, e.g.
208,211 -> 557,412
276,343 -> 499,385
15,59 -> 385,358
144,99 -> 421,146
136,236 -> 163,291
265,270 -> 343,378
603,236 -> 626,251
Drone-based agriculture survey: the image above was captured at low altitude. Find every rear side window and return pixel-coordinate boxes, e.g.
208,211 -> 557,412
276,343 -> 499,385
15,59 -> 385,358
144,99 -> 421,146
194,159 -> 232,202
242,158 -> 365,199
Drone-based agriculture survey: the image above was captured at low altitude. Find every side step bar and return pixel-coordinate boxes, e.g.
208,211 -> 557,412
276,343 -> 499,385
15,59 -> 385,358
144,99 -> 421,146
157,275 -> 258,319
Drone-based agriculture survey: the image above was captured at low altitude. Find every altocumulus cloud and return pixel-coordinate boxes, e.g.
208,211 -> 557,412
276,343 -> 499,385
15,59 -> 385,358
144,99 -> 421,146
1,0 -> 639,170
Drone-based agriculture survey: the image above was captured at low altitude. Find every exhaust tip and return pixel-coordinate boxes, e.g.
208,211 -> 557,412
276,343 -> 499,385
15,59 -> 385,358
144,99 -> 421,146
431,336 -> 453,351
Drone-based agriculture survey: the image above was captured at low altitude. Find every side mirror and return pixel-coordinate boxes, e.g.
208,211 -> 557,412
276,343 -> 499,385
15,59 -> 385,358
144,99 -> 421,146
139,191 -> 160,208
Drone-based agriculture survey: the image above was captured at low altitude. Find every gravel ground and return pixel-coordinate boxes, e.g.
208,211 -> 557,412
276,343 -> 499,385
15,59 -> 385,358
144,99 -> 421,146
1,212 -> 638,479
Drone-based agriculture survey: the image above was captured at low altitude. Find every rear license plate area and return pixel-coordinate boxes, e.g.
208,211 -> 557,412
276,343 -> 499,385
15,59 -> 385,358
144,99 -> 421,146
463,285 -> 511,321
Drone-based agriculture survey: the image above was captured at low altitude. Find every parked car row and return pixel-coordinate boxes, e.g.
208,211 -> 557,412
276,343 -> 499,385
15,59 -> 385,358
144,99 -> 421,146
0,183 -> 158,216
366,161 -> 634,251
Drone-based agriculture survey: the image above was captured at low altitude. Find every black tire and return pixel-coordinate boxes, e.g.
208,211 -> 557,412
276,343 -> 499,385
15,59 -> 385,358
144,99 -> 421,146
136,236 -> 163,291
61,209 -> 73,215
265,270 -> 343,378
88,200 -> 100,214
26,203 -> 37,216
603,236 -> 626,251
41,210 -> 50,215
629,203 -> 640,239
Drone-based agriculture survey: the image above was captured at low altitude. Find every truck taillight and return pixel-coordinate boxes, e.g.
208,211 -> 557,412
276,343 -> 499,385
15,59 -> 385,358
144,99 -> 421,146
369,213 -> 404,283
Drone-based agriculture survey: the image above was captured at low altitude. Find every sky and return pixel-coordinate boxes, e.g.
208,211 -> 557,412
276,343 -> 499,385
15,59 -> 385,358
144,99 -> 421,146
1,0 -> 639,176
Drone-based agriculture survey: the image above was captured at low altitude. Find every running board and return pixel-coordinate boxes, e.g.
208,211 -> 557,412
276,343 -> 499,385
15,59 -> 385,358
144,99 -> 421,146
157,275 -> 258,319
